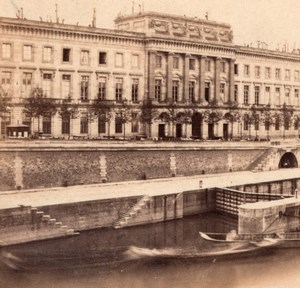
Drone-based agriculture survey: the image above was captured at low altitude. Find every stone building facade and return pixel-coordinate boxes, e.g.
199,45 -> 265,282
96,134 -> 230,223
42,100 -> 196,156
1,11 -> 300,139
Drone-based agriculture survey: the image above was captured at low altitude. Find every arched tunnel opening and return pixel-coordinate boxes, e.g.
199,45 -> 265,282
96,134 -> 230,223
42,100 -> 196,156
279,152 -> 298,168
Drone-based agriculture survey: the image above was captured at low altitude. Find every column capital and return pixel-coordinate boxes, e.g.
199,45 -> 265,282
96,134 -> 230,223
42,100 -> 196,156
216,57 -> 222,61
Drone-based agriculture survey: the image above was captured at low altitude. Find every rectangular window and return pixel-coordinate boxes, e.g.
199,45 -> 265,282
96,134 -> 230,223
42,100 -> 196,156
43,46 -> 52,62
275,117 -> 280,130
205,60 -> 211,72
243,85 -> 249,105
80,50 -> 89,65
98,77 -> 106,100
172,80 -> 179,102
285,69 -> 291,81
115,115 -> 122,134
80,114 -> 88,134
295,70 -> 300,81
285,88 -> 290,105
42,73 -> 52,97
244,65 -> 250,76
131,54 -> 139,68
244,117 -> 249,131
275,87 -> 280,105
155,79 -> 162,102
234,64 -> 239,75
62,48 -> 71,62
189,59 -> 195,70
98,114 -> 106,134
1,71 -> 12,92
132,79 -> 139,103
99,52 -> 107,65
255,66 -> 261,78
173,57 -> 179,69
61,116 -> 70,134
156,55 -> 162,68
42,115 -> 51,134
62,75 -> 71,99
221,61 -> 226,73
2,43 -> 11,59
234,84 -> 238,102
23,45 -> 32,61
265,87 -> 271,104
80,76 -> 89,101
275,68 -> 281,80
189,81 -> 195,102
115,78 -> 123,102
265,67 -> 271,79
131,112 -> 139,133
295,89 -> 299,106
220,83 -> 225,95
22,72 -> 32,97
254,86 -> 260,105
115,53 -> 123,67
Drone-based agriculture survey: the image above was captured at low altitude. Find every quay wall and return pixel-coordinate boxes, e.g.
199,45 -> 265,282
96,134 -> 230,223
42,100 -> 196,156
0,147 -> 263,191
0,189 -> 216,245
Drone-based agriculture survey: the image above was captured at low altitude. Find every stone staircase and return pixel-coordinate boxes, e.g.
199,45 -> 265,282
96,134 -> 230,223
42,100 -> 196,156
0,207 -> 78,246
114,195 -> 151,229
251,148 -> 278,172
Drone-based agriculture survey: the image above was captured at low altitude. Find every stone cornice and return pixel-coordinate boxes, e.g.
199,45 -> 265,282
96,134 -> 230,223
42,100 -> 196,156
236,46 -> 300,63
145,37 -> 235,55
0,17 -> 145,46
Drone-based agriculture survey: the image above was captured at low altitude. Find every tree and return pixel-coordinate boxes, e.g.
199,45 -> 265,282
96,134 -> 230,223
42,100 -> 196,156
140,99 -> 159,138
223,101 -> 241,139
177,108 -> 193,138
249,105 -> 261,139
260,104 -> 275,140
281,103 -> 294,139
23,88 -> 56,134
91,99 -> 114,138
114,100 -> 132,140
164,99 -> 178,137
203,109 -> 223,139
57,100 -> 79,137
294,114 -> 300,138
0,88 -> 12,138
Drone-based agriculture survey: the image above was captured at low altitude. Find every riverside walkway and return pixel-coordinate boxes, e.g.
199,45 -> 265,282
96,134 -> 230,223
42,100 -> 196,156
0,168 -> 299,210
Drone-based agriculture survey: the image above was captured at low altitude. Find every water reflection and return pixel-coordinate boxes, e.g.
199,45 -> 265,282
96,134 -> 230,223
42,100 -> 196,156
1,213 -> 300,288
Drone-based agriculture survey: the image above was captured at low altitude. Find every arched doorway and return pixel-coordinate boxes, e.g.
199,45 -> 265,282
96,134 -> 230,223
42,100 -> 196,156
192,112 -> 202,139
279,152 -> 298,168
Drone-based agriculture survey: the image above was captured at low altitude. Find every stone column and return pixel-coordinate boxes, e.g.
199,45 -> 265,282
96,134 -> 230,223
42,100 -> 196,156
215,57 -> 221,103
183,54 -> 190,102
167,52 -> 174,101
199,55 -> 206,103
148,51 -> 156,100
229,59 -> 235,102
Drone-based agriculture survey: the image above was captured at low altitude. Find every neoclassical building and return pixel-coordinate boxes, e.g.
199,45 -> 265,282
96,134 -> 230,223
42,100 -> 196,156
1,11 -> 300,139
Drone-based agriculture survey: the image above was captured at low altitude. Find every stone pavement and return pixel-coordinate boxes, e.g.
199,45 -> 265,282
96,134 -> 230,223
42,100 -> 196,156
0,168 -> 299,210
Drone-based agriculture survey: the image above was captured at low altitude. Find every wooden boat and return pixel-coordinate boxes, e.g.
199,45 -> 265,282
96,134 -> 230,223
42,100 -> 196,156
199,231 -> 300,248
125,238 -> 280,262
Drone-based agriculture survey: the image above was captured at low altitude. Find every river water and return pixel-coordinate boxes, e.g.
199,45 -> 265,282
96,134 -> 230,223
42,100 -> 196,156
1,213 -> 300,288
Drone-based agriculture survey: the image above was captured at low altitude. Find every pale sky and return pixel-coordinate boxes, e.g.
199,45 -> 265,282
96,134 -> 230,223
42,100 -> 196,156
1,0 -> 300,51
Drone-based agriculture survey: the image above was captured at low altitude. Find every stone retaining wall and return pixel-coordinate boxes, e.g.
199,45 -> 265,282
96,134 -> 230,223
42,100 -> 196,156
0,148 -> 263,191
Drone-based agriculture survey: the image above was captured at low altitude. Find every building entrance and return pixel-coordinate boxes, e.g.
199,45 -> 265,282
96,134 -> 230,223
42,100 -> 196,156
158,124 -> 165,139
191,113 -> 202,139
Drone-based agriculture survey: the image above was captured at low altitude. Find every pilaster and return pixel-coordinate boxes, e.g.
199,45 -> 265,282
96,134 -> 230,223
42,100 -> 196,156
148,51 -> 156,100
199,55 -> 206,103
229,59 -> 235,103
183,54 -> 190,102
167,52 -> 174,101
215,57 -> 221,103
